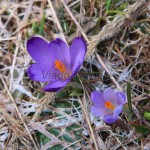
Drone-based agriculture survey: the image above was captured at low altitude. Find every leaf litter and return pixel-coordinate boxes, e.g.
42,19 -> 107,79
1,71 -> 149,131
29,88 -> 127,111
0,0 -> 150,149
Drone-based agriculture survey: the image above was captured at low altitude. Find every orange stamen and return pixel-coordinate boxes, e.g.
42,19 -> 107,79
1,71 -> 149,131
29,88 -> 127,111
105,101 -> 115,110
55,60 -> 66,73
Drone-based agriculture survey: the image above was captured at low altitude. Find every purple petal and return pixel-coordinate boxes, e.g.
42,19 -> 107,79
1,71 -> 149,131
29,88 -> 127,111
115,92 -> 126,105
103,88 -> 117,106
90,91 -> 113,117
27,63 -> 63,82
70,62 -> 81,78
27,37 -> 50,70
114,105 -> 123,116
27,64 -> 50,82
43,79 -> 70,92
48,38 -> 71,70
91,105 -> 112,117
91,91 -> 105,106
103,114 -> 118,124
103,105 -> 122,124
70,37 -> 86,68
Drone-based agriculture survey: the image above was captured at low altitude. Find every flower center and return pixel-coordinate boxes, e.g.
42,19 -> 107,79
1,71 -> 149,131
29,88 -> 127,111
105,101 -> 115,110
55,60 -> 66,73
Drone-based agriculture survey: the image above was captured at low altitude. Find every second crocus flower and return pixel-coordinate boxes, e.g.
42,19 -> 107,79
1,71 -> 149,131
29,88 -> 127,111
91,88 -> 126,124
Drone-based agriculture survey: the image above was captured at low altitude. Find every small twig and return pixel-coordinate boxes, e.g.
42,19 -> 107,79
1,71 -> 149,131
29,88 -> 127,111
62,139 -> 82,150
0,74 -> 39,150
47,0 -> 67,43
76,0 -> 83,36
79,95 -> 99,150
0,36 -> 17,41
9,34 -> 20,91
96,52 -> 122,91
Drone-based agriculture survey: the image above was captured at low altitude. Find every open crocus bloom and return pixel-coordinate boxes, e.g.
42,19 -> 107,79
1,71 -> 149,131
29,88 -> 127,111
27,36 -> 86,92
91,88 -> 126,124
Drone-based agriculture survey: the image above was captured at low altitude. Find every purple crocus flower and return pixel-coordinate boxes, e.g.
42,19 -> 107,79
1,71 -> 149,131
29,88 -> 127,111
26,36 -> 86,92
91,88 -> 126,124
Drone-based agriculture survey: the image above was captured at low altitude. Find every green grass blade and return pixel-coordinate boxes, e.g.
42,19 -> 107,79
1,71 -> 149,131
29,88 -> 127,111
107,10 -> 126,15
106,0 -> 111,11
32,22 -> 37,34
127,82 -> 133,114
39,11 -> 46,35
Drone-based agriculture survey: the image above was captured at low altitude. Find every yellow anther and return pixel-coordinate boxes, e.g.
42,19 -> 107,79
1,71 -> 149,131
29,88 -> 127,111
105,101 -> 115,110
55,60 -> 66,73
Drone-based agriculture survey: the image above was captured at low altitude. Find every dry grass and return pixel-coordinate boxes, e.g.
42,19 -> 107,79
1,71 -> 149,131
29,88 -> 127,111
0,0 -> 150,149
